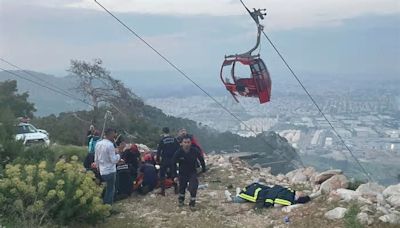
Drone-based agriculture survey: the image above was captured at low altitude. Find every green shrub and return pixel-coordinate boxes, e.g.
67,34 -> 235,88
348,179 -> 366,191
13,144 -> 87,169
344,203 -> 363,228
51,144 -> 87,162
0,156 -> 110,226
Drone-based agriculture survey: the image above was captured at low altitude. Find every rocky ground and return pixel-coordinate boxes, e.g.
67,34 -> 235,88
96,155 -> 400,228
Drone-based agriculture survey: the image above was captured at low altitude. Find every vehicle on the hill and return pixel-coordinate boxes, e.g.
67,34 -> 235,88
15,123 -> 50,146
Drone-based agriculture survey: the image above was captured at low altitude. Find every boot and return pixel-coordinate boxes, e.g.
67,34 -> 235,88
189,200 -> 196,208
158,179 -> 166,196
178,195 -> 185,207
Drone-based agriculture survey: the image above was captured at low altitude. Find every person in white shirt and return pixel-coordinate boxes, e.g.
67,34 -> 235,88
95,128 -> 122,205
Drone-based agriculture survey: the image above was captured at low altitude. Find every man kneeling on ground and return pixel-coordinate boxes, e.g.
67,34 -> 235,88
137,154 -> 158,195
232,182 -> 311,209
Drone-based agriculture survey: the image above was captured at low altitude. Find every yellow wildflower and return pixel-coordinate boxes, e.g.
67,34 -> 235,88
38,161 -> 47,169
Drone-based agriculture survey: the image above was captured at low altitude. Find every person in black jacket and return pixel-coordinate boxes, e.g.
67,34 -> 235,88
172,135 -> 206,208
121,144 -> 141,186
157,127 -> 180,196
138,154 -> 158,195
234,182 -> 311,209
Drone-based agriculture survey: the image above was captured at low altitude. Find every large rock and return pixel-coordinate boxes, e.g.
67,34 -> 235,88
331,188 -> 362,202
383,184 -> 400,197
276,174 -> 287,182
303,167 -> 317,179
357,212 -> 373,225
383,184 -> 400,208
386,195 -> 400,209
379,213 -> 400,224
324,207 -> 348,220
360,205 -> 374,215
314,169 -> 343,184
286,168 -> 301,179
320,175 -> 349,194
377,193 -> 386,206
377,206 -> 390,215
291,172 -> 308,184
356,182 -> 384,198
252,163 -> 262,171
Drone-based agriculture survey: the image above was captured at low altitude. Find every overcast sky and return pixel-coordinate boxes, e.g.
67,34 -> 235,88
1,0 -> 399,88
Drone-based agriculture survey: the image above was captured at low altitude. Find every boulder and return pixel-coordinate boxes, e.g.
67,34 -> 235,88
285,169 -> 300,181
320,175 -> 349,194
377,206 -> 390,215
383,184 -> 400,208
357,197 -> 373,205
291,172 -> 308,184
386,195 -> 400,209
309,190 -> 322,199
263,167 -> 272,174
383,184 -> 400,197
276,174 -> 286,182
357,212 -> 373,225
303,167 -> 317,179
377,193 -> 386,206
331,188 -> 362,202
360,205 -> 374,215
379,213 -> 400,224
378,184 -> 400,208
324,207 -> 348,220
314,169 -> 343,184
356,182 -> 384,195
252,163 -> 262,171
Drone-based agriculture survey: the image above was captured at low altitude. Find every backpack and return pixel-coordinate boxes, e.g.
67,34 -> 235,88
88,136 -> 100,153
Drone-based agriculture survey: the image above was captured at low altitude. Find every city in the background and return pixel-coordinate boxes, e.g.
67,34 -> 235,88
147,83 -> 400,183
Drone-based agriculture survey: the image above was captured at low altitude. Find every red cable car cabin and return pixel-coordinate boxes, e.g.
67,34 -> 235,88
220,55 -> 271,104
220,2 -> 271,104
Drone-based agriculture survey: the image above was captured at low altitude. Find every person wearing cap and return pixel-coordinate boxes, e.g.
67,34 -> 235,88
94,128 -> 123,205
157,127 -> 180,196
138,154 -> 158,195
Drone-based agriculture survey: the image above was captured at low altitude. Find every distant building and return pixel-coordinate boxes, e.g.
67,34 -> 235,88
324,137 -> 333,147
353,127 -> 378,137
385,130 -> 400,138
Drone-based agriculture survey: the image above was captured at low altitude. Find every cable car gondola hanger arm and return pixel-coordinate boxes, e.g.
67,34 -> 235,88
226,0 -> 266,59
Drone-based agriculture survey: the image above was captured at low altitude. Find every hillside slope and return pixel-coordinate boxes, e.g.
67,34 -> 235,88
96,155 -> 399,228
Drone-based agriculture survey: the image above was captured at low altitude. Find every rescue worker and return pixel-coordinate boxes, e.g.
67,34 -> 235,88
138,154 -> 158,195
172,135 -> 206,208
176,128 -> 205,157
121,144 -> 141,187
234,183 -> 311,209
157,127 -> 180,196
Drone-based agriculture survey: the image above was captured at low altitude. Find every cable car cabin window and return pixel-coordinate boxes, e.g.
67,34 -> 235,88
221,61 -> 235,84
234,61 -> 252,80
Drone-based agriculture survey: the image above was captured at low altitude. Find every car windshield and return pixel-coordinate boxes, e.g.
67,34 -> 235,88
17,125 -> 37,134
